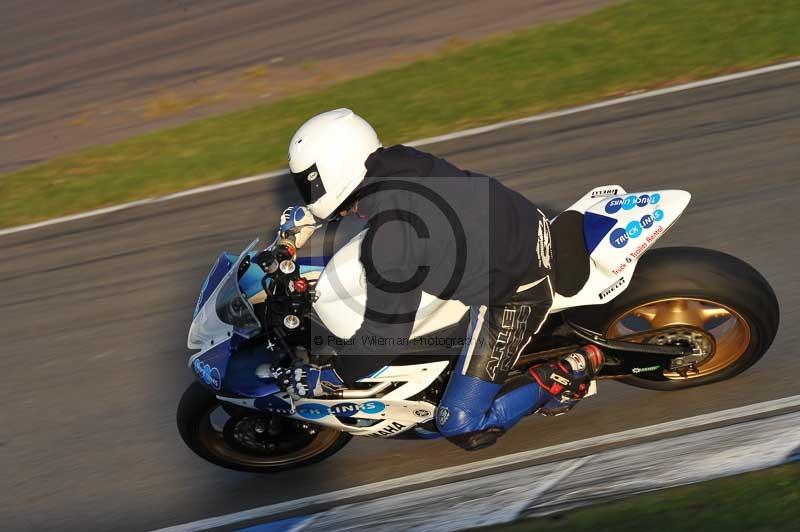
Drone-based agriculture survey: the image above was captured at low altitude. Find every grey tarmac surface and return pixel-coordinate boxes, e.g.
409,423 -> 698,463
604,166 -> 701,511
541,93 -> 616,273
1,68 -> 798,532
0,0 -> 613,173
266,412 -> 800,531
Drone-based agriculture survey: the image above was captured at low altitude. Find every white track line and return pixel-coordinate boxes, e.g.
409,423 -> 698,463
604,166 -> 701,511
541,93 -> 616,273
152,394 -> 800,532
3,60 -> 800,238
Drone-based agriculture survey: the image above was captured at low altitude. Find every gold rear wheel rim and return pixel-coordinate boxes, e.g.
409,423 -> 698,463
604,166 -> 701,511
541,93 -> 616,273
607,297 -> 751,379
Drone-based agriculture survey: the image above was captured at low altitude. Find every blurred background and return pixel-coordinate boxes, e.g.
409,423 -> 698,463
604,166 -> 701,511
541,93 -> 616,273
1,0 -> 612,174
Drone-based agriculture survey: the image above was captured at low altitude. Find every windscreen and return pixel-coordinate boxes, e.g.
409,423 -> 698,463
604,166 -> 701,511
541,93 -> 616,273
187,239 -> 262,349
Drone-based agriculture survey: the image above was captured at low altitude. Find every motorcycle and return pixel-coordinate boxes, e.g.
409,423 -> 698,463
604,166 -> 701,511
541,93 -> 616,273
177,185 -> 779,472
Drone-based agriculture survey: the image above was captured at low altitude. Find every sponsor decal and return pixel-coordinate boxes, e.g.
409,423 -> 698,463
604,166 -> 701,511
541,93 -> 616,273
628,241 -> 648,259
414,409 -> 432,417
621,195 -> 637,210
329,402 -> 360,417
606,201 -> 664,249
566,353 -> 586,372
609,227 -> 629,248
628,225 -> 665,260
437,406 -> 450,427
605,197 -> 624,214
626,220 -> 643,239
296,400 -> 386,419
359,401 -> 386,414
193,359 -> 222,390
537,218 -> 553,270
254,396 -> 293,414
370,421 -> 407,438
296,403 -> 329,420
612,256 -> 634,276
598,277 -> 626,300
487,305 -> 532,381
605,193 -> 662,215
632,365 -> 662,374
590,187 -> 620,198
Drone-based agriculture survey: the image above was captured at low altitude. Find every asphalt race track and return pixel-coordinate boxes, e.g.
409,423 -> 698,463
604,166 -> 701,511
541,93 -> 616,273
1,67 -> 798,531
0,0 -> 612,173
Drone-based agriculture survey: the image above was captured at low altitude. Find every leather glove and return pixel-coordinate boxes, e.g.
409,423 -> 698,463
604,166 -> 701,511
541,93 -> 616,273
271,363 -> 344,399
279,205 -> 319,248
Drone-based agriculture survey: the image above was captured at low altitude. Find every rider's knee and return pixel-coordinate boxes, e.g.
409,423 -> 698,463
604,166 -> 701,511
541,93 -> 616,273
436,404 -> 504,450
436,404 -> 473,435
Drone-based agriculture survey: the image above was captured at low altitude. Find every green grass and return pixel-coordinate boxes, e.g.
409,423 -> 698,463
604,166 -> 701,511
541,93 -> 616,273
2,0 -> 800,228
476,463 -> 800,532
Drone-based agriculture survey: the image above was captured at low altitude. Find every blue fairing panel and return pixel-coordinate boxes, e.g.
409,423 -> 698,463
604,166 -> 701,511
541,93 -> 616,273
191,336 -> 283,398
224,340 -> 283,398
191,340 -> 233,392
239,253 -> 325,298
194,253 -> 235,317
583,211 -> 618,254
201,252 -> 328,301
239,253 -> 266,298
297,256 -> 330,268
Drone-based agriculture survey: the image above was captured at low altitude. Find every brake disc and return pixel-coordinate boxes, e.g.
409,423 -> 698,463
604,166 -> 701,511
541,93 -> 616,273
646,326 -> 715,376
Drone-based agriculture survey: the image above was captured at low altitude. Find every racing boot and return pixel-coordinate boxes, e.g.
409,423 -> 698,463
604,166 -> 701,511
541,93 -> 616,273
529,345 -> 604,416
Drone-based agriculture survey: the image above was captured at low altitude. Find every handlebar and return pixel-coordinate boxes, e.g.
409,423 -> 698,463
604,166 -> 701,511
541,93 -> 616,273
253,234 -> 314,334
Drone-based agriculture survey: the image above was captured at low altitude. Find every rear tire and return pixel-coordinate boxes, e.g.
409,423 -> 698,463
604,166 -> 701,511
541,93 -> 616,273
177,382 -> 352,473
567,247 -> 779,390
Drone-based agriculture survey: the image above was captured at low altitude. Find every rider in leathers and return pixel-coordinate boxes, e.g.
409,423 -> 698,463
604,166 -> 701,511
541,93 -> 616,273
273,109 -> 603,450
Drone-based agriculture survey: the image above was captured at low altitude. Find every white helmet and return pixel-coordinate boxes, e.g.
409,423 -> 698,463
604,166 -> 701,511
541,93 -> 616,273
288,108 -> 381,219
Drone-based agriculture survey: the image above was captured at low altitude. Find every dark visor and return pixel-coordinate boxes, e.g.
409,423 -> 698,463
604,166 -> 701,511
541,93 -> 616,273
291,163 -> 327,205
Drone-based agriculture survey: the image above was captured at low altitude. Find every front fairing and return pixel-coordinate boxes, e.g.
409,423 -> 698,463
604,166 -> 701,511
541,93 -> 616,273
186,239 -> 329,399
190,340 -> 233,392
187,240 -> 261,350
189,336 -> 284,398
188,239 -> 279,397
193,253 -> 236,319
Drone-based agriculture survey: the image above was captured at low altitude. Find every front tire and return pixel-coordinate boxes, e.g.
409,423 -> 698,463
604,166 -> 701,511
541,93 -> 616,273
177,382 -> 351,473
568,247 -> 779,390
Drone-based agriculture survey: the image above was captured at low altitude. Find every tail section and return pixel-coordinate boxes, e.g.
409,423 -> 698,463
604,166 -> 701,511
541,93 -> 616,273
551,186 -> 691,311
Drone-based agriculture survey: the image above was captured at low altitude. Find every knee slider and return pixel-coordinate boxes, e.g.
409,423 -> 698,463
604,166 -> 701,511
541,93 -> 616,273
446,428 -> 505,451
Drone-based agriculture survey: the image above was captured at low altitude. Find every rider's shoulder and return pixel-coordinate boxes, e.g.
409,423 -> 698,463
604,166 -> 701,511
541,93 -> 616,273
376,144 -> 431,160
365,145 -> 436,178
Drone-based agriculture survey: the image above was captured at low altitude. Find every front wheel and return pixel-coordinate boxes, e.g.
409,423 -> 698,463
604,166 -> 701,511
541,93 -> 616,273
568,247 -> 779,390
177,382 -> 352,473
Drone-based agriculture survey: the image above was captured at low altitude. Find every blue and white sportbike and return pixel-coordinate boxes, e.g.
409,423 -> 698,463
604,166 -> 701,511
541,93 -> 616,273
178,185 -> 778,472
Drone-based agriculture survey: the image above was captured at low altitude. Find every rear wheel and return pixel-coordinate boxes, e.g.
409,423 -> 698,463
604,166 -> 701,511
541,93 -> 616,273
568,247 -> 779,390
177,382 -> 351,473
